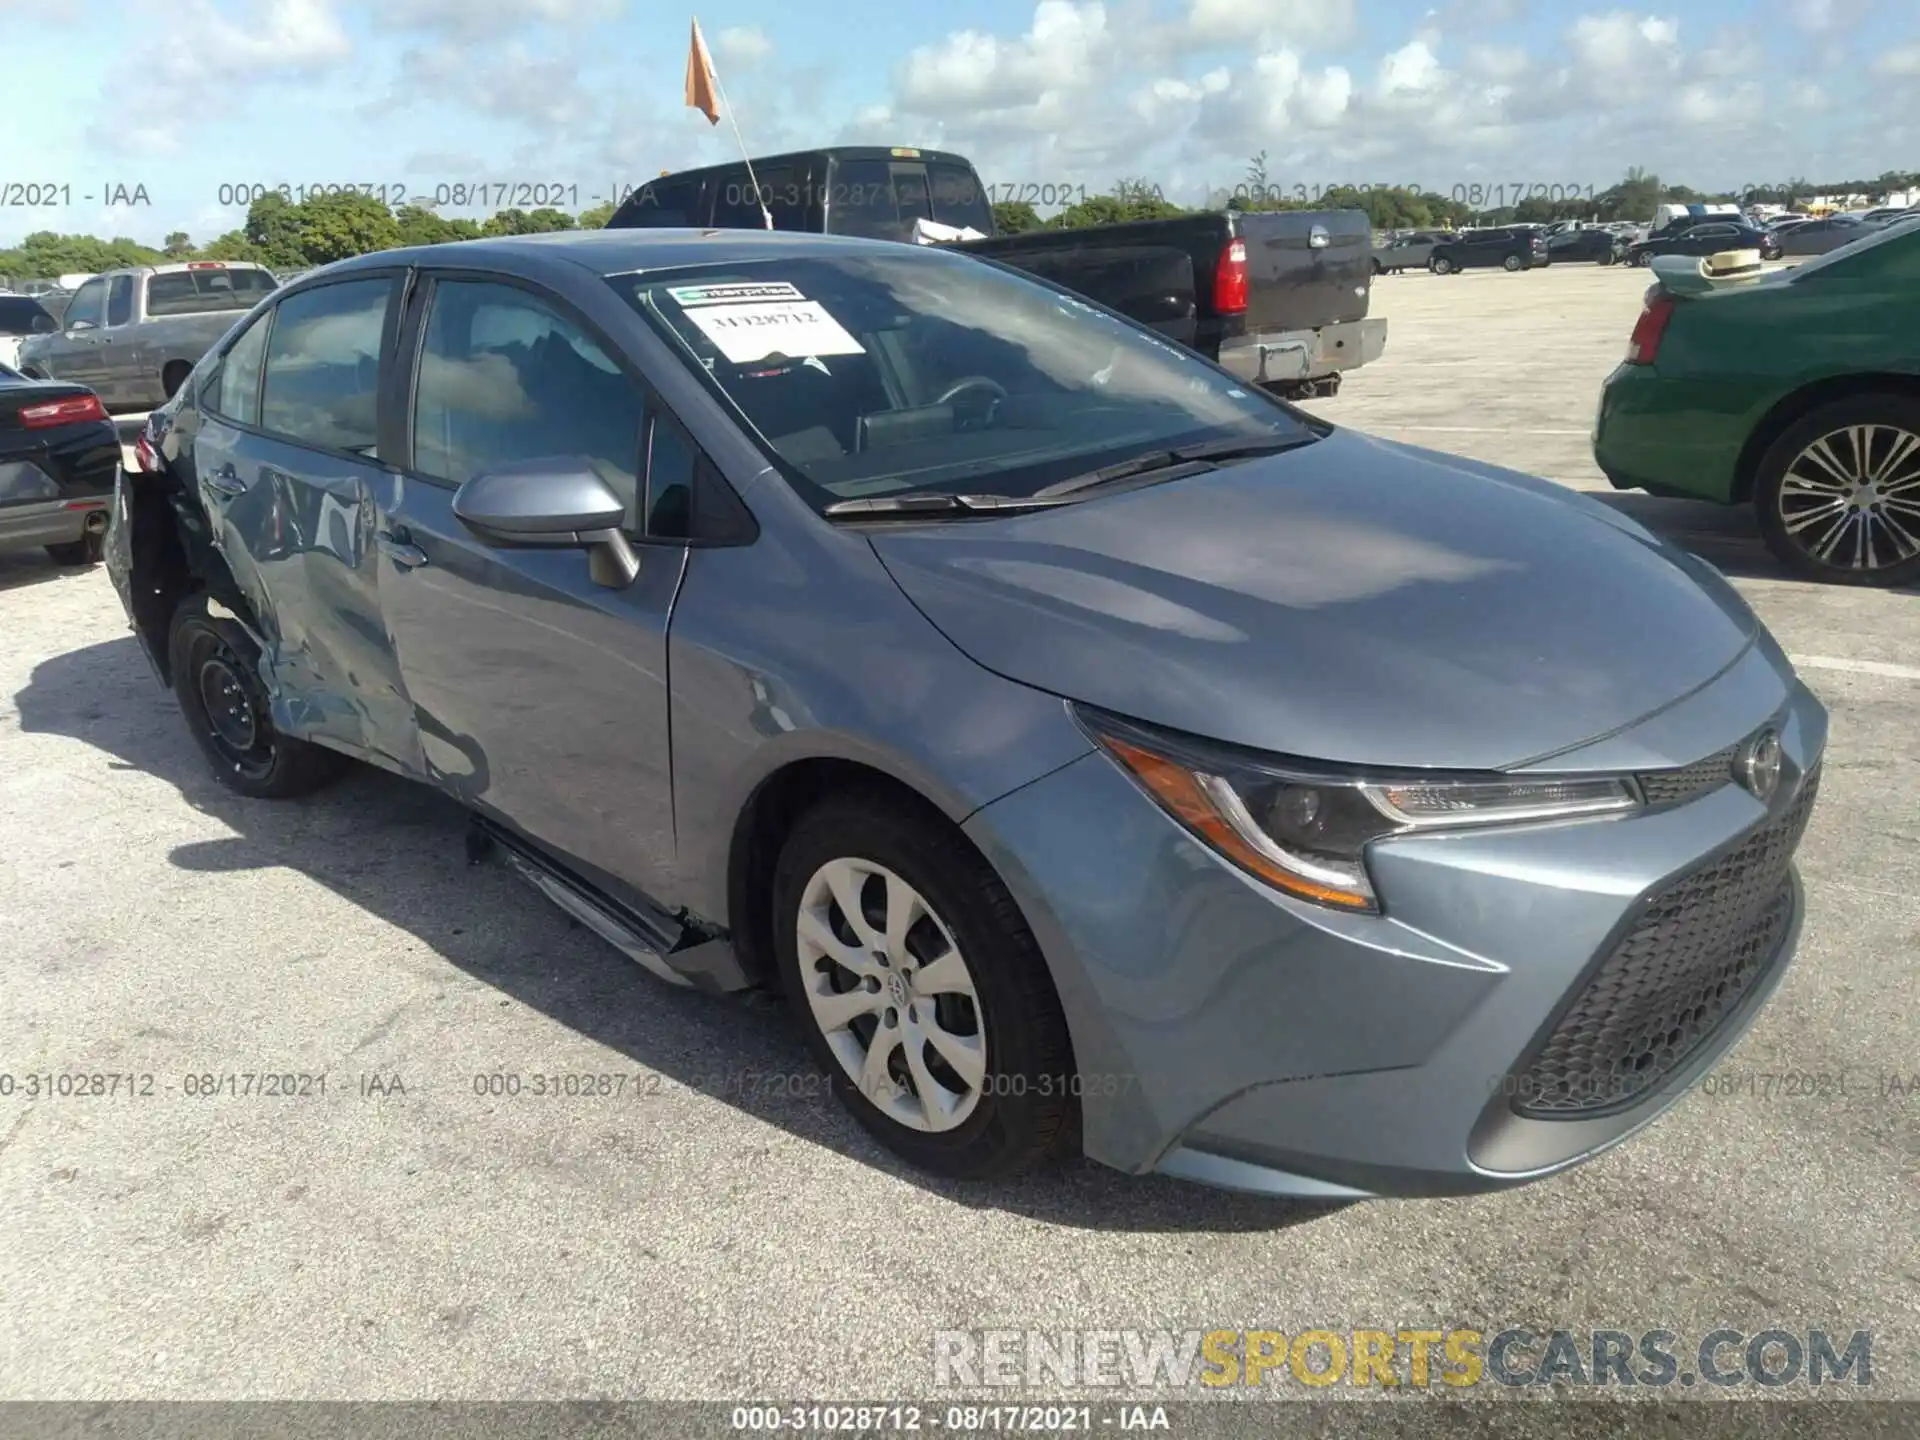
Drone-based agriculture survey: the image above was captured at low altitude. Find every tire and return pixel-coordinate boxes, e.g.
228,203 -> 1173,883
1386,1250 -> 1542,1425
1430,255 -> 1453,275
772,789 -> 1076,1181
168,593 -> 344,797
1597,251 -> 1616,266
45,530 -> 104,565
1502,254 -> 1522,272
1752,394 -> 1920,587
1633,249 -> 1655,267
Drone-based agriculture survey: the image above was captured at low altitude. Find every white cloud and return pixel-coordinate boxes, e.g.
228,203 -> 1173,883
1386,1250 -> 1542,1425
716,26 -> 773,65
1782,0 -> 1872,33
1874,45 -> 1920,76
151,0 -> 350,88
373,0 -> 620,36
1181,0 -> 1356,49
898,1 -> 1114,115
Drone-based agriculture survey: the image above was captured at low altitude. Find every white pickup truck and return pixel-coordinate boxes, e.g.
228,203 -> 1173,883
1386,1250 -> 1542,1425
15,261 -> 277,413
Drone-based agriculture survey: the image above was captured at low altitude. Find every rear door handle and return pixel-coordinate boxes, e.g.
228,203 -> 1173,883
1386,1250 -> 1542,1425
205,464 -> 247,496
377,530 -> 428,569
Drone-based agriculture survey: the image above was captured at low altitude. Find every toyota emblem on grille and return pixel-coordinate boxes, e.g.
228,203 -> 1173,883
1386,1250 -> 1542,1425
1737,729 -> 1782,799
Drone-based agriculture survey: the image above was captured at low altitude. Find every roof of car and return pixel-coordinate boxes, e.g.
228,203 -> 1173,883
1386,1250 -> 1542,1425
318,227 -> 918,282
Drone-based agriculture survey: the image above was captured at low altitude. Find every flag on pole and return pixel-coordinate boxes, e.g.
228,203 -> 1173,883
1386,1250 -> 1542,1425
685,19 -> 720,125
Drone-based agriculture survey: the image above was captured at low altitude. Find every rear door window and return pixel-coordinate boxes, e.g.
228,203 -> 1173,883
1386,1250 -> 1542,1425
928,162 -> 992,232
827,158 -> 934,239
259,278 -> 393,453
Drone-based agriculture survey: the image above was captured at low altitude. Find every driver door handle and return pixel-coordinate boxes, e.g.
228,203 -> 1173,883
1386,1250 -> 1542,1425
205,464 -> 248,496
377,529 -> 428,569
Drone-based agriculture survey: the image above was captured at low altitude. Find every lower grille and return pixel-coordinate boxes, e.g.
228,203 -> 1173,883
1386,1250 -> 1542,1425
1508,768 -> 1820,1118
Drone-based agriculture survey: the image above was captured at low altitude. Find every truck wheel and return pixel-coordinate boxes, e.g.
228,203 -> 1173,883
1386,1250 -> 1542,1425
1753,394 -> 1920,588
772,788 -> 1076,1181
162,362 -> 192,399
168,593 -> 344,797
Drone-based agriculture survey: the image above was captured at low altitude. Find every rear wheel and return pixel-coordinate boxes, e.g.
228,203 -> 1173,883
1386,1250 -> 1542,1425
1502,254 -> 1523,272
1753,395 -> 1920,587
168,594 -> 343,797
1430,255 -> 1454,275
772,790 -> 1076,1180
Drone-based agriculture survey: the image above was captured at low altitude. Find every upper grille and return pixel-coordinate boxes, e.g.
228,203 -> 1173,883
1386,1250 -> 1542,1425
1507,767 -> 1820,1118
1636,745 -> 1738,808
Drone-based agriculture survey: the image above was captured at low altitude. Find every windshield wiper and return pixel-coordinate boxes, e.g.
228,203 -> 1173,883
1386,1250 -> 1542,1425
821,491 -> 1076,519
1034,434 -> 1318,499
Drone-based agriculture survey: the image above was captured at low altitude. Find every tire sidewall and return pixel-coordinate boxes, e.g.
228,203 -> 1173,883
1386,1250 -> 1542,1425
771,796 -> 1073,1177
168,595 -> 331,795
1503,254 -> 1522,271
1752,394 -> 1920,587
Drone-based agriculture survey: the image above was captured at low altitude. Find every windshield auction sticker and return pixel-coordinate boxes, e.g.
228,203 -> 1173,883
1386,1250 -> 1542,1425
666,281 -> 806,306
677,290 -> 866,364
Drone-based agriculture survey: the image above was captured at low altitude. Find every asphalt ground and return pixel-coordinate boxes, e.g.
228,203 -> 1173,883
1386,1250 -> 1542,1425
1,260 -> 1915,1426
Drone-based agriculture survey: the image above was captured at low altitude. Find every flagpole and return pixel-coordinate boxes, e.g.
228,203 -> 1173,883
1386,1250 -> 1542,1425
697,19 -> 773,229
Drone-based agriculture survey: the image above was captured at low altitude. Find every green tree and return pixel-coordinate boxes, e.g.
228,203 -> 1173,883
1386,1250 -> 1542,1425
576,201 -> 618,229
243,194 -> 311,270
293,190 -> 402,264
481,206 -> 577,236
1051,179 -> 1186,229
0,230 -> 165,280
394,204 -> 466,246
197,230 -> 263,263
990,200 -> 1043,233
163,231 -> 194,258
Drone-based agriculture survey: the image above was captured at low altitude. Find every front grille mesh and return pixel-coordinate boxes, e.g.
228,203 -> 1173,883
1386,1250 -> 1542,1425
1508,769 -> 1820,1118
1637,745 -> 1738,807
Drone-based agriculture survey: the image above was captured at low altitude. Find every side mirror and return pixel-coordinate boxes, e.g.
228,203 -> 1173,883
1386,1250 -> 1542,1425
452,457 -> 640,588
68,319 -> 96,332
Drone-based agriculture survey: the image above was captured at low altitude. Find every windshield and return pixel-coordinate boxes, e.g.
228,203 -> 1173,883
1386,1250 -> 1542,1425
615,249 -> 1315,510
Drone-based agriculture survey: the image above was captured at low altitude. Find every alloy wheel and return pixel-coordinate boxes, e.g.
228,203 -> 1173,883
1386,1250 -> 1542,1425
796,857 -> 986,1133
1775,424 -> 1920,573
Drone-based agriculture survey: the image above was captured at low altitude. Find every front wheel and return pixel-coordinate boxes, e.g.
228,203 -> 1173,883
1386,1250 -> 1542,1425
1633,249 -> 1655,267
1752,395 -> 1920,587
1430,256 -> 1454,275
168,594 -> 344,797
772,790 -> 1076,1180
1598,251 -> 1616,266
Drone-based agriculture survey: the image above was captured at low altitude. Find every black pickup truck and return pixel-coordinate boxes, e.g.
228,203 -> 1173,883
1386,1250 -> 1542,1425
605,146 -> 1386,397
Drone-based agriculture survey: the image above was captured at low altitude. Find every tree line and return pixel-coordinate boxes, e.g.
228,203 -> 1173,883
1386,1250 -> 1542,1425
4,163 -> 1916,283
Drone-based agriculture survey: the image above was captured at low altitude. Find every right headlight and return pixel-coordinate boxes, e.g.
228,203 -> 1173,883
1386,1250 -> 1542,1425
1076,707 -> 1639,914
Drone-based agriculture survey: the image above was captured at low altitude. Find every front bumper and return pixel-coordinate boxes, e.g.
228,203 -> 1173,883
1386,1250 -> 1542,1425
1218,317 -> 1388,385
963,645 -> 1826,1197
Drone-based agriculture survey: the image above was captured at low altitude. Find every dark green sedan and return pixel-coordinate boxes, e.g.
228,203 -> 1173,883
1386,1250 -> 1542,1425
1593,220 -> 1920,586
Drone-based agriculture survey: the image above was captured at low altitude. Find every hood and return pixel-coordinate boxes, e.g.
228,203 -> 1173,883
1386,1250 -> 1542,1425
868,429 -> 1756,770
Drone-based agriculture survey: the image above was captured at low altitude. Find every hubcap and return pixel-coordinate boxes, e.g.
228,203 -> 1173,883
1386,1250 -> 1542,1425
198,655 -> 258,751
796,858 -> 985,1133
1777,424 -> 1920,571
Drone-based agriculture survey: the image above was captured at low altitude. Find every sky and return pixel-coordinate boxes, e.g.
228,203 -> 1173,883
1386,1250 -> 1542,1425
3,0 -> 1917,248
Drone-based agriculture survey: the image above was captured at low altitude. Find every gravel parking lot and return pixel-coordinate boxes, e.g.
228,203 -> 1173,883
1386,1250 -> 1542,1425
3,262 -> 1916,1421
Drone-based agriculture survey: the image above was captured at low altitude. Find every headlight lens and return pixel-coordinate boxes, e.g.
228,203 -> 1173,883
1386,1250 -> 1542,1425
1078,708 -> 1638,914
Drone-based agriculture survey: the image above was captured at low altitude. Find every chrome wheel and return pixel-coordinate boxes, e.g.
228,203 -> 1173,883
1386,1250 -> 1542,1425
1775,424 -> 1920,573
796,857 -> 985,1133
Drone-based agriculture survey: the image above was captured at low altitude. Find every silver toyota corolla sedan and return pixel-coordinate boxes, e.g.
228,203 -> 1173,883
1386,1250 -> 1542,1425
110,230 -> 1825,1197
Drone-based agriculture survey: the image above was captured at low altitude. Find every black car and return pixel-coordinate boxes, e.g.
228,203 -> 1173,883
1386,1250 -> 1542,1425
0,363 -> 119,565
1627,221 -> 1781,265
1545,228 -> 1627,265
1427,226 -> 1549,273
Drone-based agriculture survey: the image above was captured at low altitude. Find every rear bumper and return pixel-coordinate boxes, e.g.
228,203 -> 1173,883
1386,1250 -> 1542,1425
1218,316 -> 1388,384
0,496 -> 103,549
1592,363 -> 1747,501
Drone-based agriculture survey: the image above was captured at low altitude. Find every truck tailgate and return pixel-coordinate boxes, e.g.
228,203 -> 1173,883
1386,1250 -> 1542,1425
1234,210 -> 1373,332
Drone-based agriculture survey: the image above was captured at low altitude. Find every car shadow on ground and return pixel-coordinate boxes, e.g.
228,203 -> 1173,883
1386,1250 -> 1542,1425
15,634 -> 1346,1235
